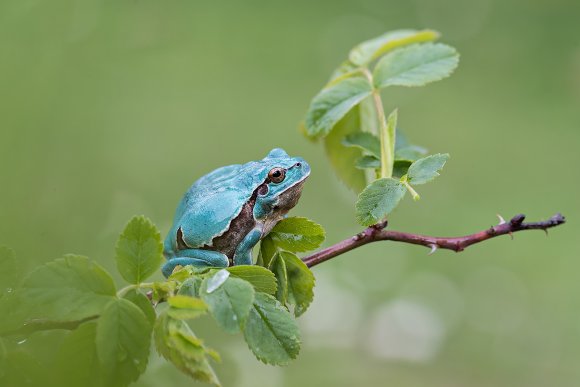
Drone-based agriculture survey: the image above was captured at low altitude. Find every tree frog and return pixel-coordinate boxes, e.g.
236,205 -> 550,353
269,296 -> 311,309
162,148 -> 310,277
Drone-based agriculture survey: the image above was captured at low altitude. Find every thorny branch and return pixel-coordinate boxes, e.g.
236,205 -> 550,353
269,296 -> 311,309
302,213 -> 566,268
4,213 -> 565,338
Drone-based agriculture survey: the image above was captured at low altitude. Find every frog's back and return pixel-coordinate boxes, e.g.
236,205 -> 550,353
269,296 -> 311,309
168,161 -> 267,249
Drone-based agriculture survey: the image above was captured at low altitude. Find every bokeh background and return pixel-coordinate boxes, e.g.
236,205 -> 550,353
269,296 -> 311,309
1,0 -> 579,386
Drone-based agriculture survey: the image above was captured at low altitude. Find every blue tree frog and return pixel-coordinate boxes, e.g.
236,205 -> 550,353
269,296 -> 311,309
162,148 -> 310,277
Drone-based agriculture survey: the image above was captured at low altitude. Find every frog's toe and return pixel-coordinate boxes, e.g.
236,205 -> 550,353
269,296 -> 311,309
162,249 -> 229,277
162,257 -> 209,277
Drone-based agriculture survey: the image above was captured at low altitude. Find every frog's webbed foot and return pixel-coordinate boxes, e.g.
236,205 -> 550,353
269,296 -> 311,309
162,249 -> 229,278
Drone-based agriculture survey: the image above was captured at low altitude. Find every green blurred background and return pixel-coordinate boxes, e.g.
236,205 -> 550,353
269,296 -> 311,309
1,0 -> 579,386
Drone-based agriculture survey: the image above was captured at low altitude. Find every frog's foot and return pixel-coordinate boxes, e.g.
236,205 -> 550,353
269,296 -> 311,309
162,249 -> 229,278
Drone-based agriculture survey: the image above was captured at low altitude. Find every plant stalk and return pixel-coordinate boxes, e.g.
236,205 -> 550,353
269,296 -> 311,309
361,68 -> 394,179
301,213 -> 566,268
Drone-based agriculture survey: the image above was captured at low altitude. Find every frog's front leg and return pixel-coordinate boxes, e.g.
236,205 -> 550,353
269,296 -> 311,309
233,227 -> 263,266
162,248 -> 229,278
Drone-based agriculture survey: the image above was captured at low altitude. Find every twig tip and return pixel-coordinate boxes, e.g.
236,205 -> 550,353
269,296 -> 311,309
552,213 -> 566,224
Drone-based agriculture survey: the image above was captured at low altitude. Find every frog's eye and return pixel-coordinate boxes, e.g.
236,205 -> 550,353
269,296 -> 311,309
268,167 -> 286,183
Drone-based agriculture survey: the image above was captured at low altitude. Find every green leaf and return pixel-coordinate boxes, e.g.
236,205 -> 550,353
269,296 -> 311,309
167,295 -> 208,320
304,77 -> 373,139
323,107 -> 367,192
396,145 -> 428,161
407,153 -> 450,185
358,93 -> 379,134
243,292 -> 300,365
323,93 -> 380,193
154,313 -> 220,386
325,61 -> 366,89
357,150 -> 422,172
0,246 -> 18,294
200,276 -> 254,334
95,298 -> 152,386
266,217 -> 325,253
279,252 -> 315,317
357,153 -> 420,175
20,255 -> 116,321
178,277 -> 203,298
329,60 -> 359,83
226,266 -> 277,295
355,155 -> 380,170
269,253 -> 288,306
374,43 -> 459,88
342,131 -> 381,158
392,160 -> 413,178
355,178 -> 407,226
257,237 -> 277,268
123,289 -> 156,327
349,29 -> 440,66
53,322 -> 103,387
116,215 -> 163,284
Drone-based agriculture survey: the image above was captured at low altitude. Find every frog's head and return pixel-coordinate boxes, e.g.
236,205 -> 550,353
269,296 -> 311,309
253,148 -> 310,219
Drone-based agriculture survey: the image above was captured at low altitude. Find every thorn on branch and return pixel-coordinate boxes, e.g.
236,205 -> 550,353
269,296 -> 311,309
428,244 -> 438,255
497,214 -> 506,225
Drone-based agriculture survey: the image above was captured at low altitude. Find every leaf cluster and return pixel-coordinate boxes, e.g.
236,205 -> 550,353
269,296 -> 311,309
0,215 -> 325,387
0,217 -> 159,387
258,217 -> 324,317
301,29 -> 459,225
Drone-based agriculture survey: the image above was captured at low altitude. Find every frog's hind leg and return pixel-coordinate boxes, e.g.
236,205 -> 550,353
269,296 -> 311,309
162,249 -> 229,277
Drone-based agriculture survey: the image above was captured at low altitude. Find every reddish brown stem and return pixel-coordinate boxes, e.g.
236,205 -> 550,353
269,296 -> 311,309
302,213 -> 565,268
